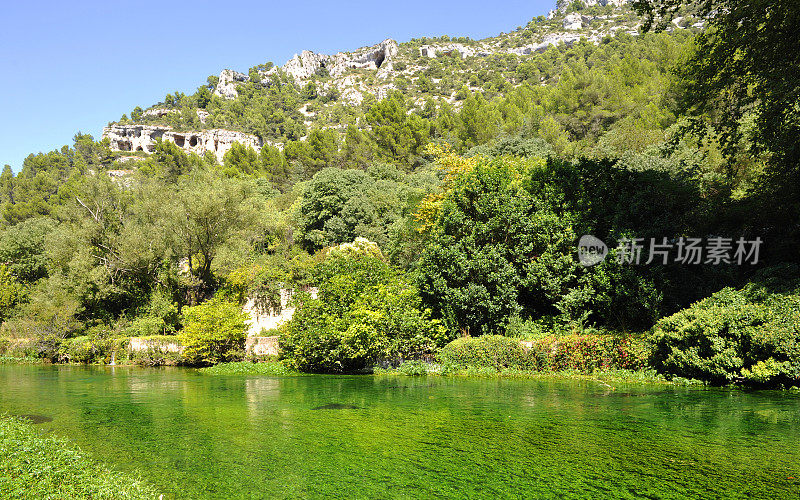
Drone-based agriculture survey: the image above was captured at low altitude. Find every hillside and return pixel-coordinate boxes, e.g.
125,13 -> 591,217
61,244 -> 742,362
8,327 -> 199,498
102,0 -> 703,163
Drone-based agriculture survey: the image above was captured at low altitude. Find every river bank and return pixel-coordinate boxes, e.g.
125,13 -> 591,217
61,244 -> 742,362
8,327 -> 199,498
0,415 -> 157,499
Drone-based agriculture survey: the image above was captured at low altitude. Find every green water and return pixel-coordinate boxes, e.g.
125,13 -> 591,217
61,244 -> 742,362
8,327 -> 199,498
1,365 -> 799,499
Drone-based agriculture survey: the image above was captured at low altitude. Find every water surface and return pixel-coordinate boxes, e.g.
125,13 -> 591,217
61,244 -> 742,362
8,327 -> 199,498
1,364 -> 798,498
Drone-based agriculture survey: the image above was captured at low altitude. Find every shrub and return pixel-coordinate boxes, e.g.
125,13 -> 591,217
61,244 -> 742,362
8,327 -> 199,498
59,336 -> 102,364
180,297 -> 248,366
526,334 -> 649,372
121,316 -> 170,338
437,335 -> 531,370
199,361 -> 297,376
649,281 -> 800,387
397,359 -> 430,376
280,240 -> 448,372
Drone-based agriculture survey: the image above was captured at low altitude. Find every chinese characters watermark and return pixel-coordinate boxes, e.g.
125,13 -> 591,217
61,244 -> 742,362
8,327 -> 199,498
577,236 -> 762,267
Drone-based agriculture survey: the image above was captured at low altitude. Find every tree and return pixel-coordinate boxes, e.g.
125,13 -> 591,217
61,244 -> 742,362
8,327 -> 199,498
195,85 -> 212,108
259,145 -> 290,189
634,0 -> 800,258
0,264 -> 26,323
222,143 -> 260,176
165,172 -> 258,300
180,297 -> 248,365
280,239 -> 447,372
0,217 -> 56,282
297,167 -> 411,251
145,139 -> 192,181
365,91 -> 431,167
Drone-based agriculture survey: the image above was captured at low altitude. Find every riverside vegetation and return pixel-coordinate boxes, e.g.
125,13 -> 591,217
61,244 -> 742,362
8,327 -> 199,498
0,0 -> 799,390
0,415 -> 156,499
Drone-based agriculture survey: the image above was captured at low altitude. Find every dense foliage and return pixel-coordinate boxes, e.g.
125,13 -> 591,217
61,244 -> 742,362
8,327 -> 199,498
279,239 -> 447,372
650,269 -> 800,386
180,298 -> 248,365
437,333 -> 648,372
0,2 -> 798,386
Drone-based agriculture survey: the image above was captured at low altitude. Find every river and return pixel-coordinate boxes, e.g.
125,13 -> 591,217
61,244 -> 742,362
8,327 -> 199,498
1,364 -> 798,498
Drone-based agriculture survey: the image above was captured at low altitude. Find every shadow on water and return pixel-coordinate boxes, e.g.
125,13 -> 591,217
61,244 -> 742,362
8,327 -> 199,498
312,403 -> 361,410
13,414 -> 53,424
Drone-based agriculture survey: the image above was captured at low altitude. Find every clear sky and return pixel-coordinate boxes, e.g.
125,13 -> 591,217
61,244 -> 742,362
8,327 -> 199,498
0,0 -> 553,171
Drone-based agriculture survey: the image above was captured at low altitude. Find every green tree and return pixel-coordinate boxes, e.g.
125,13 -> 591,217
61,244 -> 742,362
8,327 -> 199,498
180,297 -> 248,365
165,172 -> 258,300
280,239 -> 446,372
222,143 -> 260,175
635,0 -> 800,257
0,264 -> 26,323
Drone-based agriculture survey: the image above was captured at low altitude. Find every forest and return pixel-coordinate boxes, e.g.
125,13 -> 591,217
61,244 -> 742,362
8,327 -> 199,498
1,0 -> 798,387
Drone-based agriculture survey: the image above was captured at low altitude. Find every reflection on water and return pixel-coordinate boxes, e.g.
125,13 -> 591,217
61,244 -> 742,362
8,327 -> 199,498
0,364 -> 799,499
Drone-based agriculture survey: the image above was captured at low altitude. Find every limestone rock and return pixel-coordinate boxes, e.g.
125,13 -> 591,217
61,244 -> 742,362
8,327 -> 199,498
214,69 -> 249,99
563,12 -> 583,30
556,0 -> 628,12
282,39 -> 398,83
142,108 -> 178,118
102,124 -> 262,162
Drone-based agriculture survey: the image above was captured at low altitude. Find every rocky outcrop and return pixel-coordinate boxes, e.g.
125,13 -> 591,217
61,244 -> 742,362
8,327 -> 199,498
283,39 -> 399,83
128,337 -> 185,354
213,69 -> 249,99
419,43 -> 476,59
563,12 -> 584,30
245,336 -> 279,356
142,108 -> 178,118
102,124 -> 262,162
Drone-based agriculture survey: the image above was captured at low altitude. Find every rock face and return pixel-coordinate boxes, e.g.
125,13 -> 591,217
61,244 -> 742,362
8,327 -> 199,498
142,108 -> 178,118
563,12 -> 584,29
213,69 -> 249,99
282,39 -> 399,83
419,43 -> 475,59
243,287 -> 318,336
128,337 -> 185,354
245,336 -> 279,356
102,124 -> 262,162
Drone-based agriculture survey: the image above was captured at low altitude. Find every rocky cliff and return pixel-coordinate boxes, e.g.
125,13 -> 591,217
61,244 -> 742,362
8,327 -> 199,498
102,125 -> 262,162
107,0 -> 702,160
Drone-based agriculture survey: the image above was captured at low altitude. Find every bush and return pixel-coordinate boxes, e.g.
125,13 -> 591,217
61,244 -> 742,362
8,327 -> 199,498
280,240 -> 448,372
180,297 -> 248,366
397,359 -> 430,376
649,281 -> 800,387
59,336 -> 102,364
437,335 -> 531,370
121,316 -> 170,338
199,361 -> 297,376
526,334 -> 649,372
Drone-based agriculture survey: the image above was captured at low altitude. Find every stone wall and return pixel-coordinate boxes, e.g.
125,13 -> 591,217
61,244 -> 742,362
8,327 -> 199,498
128,337 -> 185,353
245,336 -> 280,357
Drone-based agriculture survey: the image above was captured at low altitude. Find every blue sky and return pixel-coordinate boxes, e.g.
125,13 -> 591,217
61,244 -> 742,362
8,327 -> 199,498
0,0 -> 552,171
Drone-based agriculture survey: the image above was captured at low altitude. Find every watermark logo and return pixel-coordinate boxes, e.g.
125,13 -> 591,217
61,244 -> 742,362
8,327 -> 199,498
577,235 -> 609,267
577,235 -> 763,267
